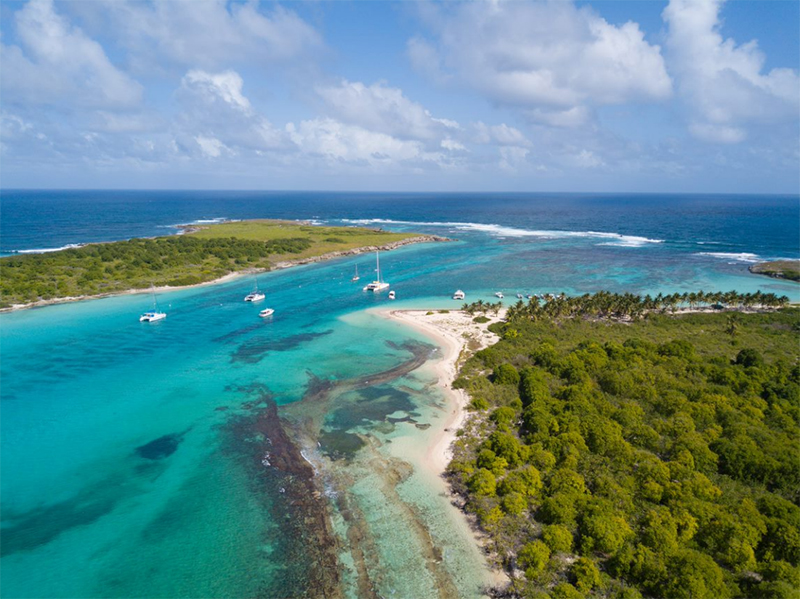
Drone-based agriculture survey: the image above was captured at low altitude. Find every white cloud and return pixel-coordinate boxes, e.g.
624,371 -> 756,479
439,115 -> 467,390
77,0 -> 322,71
1,0 -> 142,108
286,118 -> 423,165
688,123 -> 746,145
441,138 -> 466,152
182,70 -> 252,113
474,122 -> 531,147
527,106 -> 591,128
573,149 -> 604,168
315,80 -> 459,142
177,69 -> 289,153
1,113 -> 34,137
195,135 -> 227,158
411,2 -> 671,123
664,0 -> 800,143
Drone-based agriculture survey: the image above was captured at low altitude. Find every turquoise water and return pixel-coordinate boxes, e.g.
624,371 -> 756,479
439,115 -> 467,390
1,193 -> 798,598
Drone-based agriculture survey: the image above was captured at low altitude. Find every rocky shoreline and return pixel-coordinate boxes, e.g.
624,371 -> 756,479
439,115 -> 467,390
748,259 -> 800,282
272,235 -> 450,269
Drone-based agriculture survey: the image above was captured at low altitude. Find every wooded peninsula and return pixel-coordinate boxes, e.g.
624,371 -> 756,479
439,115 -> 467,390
447,294 -> 799,599
0,220 -> 435,309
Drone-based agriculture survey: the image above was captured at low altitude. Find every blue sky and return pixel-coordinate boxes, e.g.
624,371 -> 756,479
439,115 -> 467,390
1,0 -> 798,193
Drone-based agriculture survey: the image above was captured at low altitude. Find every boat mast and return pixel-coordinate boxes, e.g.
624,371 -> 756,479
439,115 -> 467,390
376,251 -> 381,283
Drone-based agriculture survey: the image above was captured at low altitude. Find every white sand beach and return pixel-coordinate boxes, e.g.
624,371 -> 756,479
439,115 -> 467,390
384,309 -> 504,472
380,308 -> 509,589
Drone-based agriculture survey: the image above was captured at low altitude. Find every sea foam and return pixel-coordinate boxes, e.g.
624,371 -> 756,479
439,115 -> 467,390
10,243 -> 85,254
340,218 -> 663,247
696,252 -> 761,263
159,217 -> 233,230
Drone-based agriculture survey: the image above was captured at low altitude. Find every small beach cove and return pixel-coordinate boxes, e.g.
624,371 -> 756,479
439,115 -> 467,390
262,306 -> 511,598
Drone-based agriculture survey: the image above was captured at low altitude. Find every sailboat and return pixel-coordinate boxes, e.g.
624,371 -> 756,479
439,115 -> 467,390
351,264 -> 360,282
244,276 -> 265,302
363,251 -> 390,292
140,287 -> 167,322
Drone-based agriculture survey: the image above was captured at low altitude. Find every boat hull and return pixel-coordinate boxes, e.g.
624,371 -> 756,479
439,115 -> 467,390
140,312 -> 167,322
363,282 -> 390,292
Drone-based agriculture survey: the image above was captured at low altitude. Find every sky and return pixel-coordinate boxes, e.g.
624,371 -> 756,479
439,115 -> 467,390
0,0 -> 798,193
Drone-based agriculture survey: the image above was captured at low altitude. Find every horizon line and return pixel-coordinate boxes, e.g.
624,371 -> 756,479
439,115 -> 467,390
2,188 -> 798,197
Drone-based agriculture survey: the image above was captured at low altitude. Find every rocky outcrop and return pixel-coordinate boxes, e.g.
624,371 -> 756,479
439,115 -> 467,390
749,260 -> 800,282
272,235 -> 451,270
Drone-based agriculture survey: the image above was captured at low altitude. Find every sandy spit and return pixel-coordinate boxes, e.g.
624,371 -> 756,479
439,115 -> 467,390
379,308 -> 508,588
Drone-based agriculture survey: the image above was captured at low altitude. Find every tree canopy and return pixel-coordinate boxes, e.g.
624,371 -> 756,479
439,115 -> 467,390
448,296 -> 800,599
0,221 -> 421,307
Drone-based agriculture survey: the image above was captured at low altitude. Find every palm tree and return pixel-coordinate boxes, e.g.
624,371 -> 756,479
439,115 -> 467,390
725,314 -> 739,337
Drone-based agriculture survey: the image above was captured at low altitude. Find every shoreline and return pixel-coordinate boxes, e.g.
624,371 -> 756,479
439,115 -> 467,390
380,308 -> 508,590
1,235 -> 447,313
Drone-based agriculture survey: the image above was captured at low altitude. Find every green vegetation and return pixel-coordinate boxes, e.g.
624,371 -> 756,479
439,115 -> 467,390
0,220 -> 420,308
448,292 -> 800,599
750,261 -> 800,283
502,290 -> 789,323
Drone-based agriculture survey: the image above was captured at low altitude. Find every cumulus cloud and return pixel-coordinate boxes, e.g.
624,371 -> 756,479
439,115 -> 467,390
1,0 -> 142,109
664,0 -> 800,143
77,0 -> 322,71
474,122 -> 530,147
195,135 -> 229,159
315,80 -> 460,142
286,118 -> 425,166
177,69 -> 288,153
182,70 -> 253,114
410,2 -> 671,125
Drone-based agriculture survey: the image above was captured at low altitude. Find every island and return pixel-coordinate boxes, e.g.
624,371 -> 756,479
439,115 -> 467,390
0,219 -> 446,310
749,260 -> 800,282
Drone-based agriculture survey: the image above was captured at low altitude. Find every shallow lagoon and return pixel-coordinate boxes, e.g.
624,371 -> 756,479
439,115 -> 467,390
2,194 -> 798,597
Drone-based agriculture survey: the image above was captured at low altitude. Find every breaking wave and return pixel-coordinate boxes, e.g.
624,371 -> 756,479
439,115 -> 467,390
158,217 -> 234,231
8,243 -> 85,254
339,218 -> 663,247
696,252 -> 761,263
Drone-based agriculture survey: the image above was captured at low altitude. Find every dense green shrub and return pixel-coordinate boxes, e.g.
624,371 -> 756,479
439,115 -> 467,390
493,363 -> 520,385
447,302 -> 800,597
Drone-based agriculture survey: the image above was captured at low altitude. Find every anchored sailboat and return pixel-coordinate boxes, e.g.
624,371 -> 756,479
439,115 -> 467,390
351,264 -> 360,282
140,287 -> 167,322
363,251 -> 390,292
244,276 -> 265,302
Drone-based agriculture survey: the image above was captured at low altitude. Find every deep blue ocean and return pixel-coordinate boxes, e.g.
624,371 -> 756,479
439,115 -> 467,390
1,190 -> 798,598
2,190 -> 799,263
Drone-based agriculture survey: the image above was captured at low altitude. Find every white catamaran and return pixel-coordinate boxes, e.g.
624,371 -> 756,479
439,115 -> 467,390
363,251 -> 390,292
244,276 -> 265,302
140,287 -> 166,322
